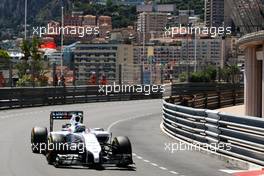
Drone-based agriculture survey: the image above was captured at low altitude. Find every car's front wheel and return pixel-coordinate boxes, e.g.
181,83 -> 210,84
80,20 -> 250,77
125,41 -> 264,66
112,136 -> 133,167
31,127 -> 48,154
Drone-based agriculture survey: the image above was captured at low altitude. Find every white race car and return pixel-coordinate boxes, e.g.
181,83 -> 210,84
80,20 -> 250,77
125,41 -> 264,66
31,111 -> 133,168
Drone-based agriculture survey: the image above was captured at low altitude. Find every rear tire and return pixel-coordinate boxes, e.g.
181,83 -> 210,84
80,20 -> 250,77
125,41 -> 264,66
46,134 -> 65,165
31,127 -> 48,154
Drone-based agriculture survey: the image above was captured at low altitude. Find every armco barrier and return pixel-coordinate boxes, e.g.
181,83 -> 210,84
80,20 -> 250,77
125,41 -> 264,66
0,83 -> 241,110
164,83 -> 244,109
162,100 -> 264,166
0,85 -> 163,110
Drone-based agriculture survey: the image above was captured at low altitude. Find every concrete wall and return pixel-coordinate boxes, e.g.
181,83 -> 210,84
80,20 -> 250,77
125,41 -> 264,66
263,44 -> 264,117
244,45 -> 263,117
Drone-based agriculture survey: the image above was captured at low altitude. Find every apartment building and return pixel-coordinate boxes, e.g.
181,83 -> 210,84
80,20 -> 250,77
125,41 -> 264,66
133,37 -> 224,78
137,12 -> 168,42
74,43 -> 133,84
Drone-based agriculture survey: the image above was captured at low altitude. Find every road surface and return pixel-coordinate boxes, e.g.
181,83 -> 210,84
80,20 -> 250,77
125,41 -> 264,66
0,99 -> 240,176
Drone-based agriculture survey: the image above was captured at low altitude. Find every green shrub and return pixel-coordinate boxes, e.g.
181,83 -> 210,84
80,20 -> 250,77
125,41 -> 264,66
189,66 -> 217,82
16,75 -> 32,87
179,72 -> 187,82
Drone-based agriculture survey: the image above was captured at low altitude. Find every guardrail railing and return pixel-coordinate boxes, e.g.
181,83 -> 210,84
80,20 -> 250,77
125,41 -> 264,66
164,83 -> 244,109
0,85 -> 162,110
162,84 -> 264,166
0,83 -> 243,110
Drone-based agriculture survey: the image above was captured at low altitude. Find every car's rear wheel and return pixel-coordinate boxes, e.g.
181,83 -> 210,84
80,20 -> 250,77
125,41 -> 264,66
31,127 -> 48,154
46,134 -> 65,165
112,136 -> 133,167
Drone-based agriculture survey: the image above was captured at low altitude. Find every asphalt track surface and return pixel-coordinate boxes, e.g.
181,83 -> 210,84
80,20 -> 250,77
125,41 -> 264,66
0,99 -> 239,176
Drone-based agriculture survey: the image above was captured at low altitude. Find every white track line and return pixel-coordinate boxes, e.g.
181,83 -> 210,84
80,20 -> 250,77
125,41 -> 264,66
219,169 -> 247,174
133,152 -> 181,175
169,171 -> 179,174
151,163 -> 158,167
159,166 -> 168,170
108,114 -> 183,175
107,113 -> 155,131
136,156 -> 143,160
143,159 -> 150,163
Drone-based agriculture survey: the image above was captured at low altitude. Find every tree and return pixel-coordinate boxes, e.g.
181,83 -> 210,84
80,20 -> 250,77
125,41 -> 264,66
205,65 -> 217,81
219,66 -> 230,82
188,66 -> 217,83
0,49 -> 10,87
229,65 -> 240,83
179,72 -> 187,82
219,65 -> 240,83
106,0 -> 113,8
0,49 -> 10,69
16,38 -> 48,87
16,40 -> 30,78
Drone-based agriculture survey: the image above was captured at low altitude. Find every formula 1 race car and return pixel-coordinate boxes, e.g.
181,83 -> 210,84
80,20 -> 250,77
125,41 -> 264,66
31,111 -> 133,168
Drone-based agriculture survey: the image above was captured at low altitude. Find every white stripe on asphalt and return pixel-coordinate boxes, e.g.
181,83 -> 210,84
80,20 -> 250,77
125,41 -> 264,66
151,163 -> 158,167
107,113 -> 184,176
107,113 -> 154,131
219,169 -> 247,174
169,171 -> 179,174
159,167 -> 168,170
143,159 -> 150,163
136,156 -> 143,159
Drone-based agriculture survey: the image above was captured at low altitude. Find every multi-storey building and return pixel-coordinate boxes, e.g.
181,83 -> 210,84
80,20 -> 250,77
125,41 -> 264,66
205,0 -> 233,29
82,15 -> 96,26
133,37 -> 224,78
74,43 -> 133,84
92,0 -> 144,5
137,12 -> 168,42
45,14 -> 112,44
136,4 -> 175,13
98,16 -> 113,38
64,14 -> 83,26
115,0 -> 144,5
98,16 -> 112,26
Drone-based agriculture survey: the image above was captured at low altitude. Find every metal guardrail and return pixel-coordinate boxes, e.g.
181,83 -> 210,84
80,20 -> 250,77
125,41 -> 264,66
164,83 -> 244,109
162,85 -> 264,166
0,85 -> 162,110
1,83 -> 239,110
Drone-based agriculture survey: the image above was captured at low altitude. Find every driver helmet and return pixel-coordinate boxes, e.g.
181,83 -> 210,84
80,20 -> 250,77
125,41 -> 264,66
71,114 -> 82,125
74,124 -> 86,133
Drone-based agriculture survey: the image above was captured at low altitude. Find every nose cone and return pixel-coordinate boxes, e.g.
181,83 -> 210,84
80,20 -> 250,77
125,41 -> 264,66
84,133 -> 102,163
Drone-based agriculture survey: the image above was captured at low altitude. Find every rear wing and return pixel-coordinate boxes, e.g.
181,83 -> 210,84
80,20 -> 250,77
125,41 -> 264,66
50,111 -> 84,131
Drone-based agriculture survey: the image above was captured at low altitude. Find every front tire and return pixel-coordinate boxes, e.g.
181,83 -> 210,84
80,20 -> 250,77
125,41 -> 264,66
112,136 -> 133,167
31,127 -> 48,154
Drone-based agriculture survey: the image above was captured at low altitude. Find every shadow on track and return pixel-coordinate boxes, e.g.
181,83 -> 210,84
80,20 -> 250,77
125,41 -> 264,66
54,165 -> 136,171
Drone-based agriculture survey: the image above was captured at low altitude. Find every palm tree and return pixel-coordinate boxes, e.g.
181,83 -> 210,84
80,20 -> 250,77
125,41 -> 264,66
219,65 -> 240,83
0,49 -> 10,69
229,65 -> 240,84
16,37 -> 48,87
